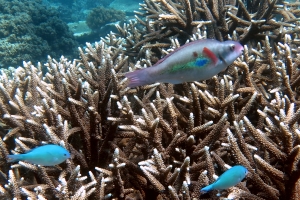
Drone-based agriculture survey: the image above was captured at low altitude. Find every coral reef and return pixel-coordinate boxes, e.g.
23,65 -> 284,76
0,0 -> 78,67
118,0 -> 300,61
86,7 -> 126,31
0,0 -> 299,199
43,0 -> 103,23
44,0 -> 141,23
109,0 -> 142,15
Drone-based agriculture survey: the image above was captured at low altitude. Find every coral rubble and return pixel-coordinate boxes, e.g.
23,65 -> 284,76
0,0 -> 299,199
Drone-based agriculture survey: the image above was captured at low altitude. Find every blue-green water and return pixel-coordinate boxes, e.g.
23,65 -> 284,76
0,0 -> 142,68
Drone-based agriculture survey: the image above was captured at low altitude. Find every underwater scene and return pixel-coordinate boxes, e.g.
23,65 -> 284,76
0,0 -> 299,199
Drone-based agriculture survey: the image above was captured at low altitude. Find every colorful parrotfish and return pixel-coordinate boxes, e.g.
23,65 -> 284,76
7,144 -> 70,166
201,165 -> 248,193
125,39 -> 244,88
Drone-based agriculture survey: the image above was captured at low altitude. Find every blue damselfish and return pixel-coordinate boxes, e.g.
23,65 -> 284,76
7,144 -> 70,166
201,165 -> 248,193
125,39 -> 244,87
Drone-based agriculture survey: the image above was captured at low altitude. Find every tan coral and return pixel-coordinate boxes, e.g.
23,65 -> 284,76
0,0 -> 300,199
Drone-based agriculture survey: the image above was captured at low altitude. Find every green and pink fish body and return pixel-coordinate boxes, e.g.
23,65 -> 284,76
125,39 -> 244,88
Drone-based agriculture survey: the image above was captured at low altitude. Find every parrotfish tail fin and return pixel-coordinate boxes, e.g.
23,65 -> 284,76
7,154 -> 23,163
200,184 -> 214,193
203,47 -> 218,65
125,69 -> 151,88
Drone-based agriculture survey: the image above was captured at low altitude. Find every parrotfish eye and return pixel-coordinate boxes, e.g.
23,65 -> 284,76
229,44 -> 235,51
64,153 -> 67,156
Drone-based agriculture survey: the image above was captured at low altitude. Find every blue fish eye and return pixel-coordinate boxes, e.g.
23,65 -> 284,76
230,44 -> 235,51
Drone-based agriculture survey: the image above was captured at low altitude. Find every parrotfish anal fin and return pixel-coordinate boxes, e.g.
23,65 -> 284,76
202,47 -> 218,65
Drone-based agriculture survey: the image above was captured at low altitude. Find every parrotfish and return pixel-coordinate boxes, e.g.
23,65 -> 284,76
201,165 -> 248,193
125,39 -> 244,88
7,144 -> 70,166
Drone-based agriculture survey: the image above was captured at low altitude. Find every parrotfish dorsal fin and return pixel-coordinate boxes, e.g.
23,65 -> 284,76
202,47 -> 218,65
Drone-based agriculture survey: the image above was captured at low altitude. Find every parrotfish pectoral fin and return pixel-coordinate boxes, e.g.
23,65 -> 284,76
125,69 -> 151,88
202,47 -> 218,65
200,184 -> 214,193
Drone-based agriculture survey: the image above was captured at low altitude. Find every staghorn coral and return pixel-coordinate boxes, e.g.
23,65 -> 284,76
116,0 -> 300,63
0,0 -> 299,200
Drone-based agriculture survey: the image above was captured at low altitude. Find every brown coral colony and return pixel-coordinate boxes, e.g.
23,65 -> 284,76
0,0 -> 300,199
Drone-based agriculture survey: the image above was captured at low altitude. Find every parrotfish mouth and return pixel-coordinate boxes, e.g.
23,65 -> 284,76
238,44 -> 244,53
240,47 -> 244,54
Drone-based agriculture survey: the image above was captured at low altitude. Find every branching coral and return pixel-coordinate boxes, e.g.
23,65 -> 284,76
117,0 -> 300,62
0,0 -> 299,200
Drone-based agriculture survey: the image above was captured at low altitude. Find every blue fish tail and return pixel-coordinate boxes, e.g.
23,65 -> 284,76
7,154 -> 24,162
125,69 -> 151,88
200,184 -> 214,193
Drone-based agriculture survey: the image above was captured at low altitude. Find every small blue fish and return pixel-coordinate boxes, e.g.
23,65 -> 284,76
125,39 -> 244,87
7,144 -> 70,166
201,165 -> 248,193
